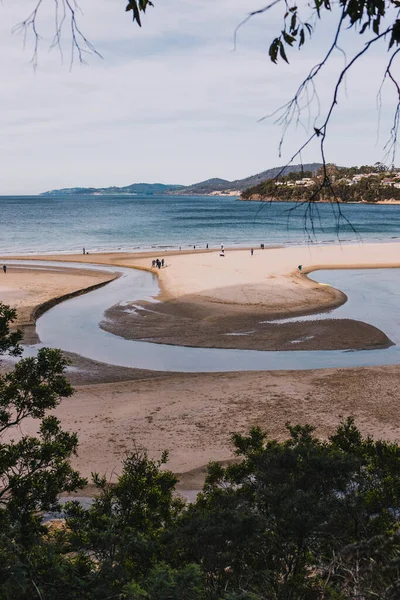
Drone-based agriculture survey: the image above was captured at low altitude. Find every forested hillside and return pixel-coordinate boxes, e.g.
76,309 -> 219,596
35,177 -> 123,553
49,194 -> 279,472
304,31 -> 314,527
241,164 -> 400,203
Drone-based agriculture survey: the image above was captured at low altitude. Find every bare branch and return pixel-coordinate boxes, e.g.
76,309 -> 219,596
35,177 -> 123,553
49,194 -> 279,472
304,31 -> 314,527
233,0 -> 283,51
12,0 -> 102,69
379,48 -> 400,166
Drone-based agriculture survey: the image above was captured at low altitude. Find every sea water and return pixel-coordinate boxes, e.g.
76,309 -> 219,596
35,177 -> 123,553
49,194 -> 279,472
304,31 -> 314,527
25,262 -> 399,371
0,194 -> 399,255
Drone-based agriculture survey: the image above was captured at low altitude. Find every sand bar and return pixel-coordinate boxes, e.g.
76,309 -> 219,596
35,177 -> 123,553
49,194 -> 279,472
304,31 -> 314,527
6,241 -> 400,314
0,265 -> 116,329
2,242 -> 399,351
1,243 -> 400,486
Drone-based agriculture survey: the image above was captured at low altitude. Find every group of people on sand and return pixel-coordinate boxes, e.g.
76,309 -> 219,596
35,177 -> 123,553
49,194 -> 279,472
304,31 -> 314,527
152,258 -> 164,269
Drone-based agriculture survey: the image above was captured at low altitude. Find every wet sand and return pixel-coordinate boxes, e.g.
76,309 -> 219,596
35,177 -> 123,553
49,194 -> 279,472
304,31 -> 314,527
6,241 -> 400,319
3,352 -> 400,488
0,264 -> 116,329
20,364 -> 400,485
4,242 -> 400,351
1,245 -> 399,488
101,299 -> 392,351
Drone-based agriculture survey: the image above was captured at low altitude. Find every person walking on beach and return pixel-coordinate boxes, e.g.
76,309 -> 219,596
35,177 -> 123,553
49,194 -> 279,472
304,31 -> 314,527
2,265 -> 6,274
206,243 -> 209,249
152,259 -> 156,268
83,247 -> 86,255
161,258 -> 164,267
251,248 -> 254,256
221,244 -> 224,252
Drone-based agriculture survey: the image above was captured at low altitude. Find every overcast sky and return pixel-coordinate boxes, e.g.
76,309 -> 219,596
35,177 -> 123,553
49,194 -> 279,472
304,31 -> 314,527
0,0 -> 397,194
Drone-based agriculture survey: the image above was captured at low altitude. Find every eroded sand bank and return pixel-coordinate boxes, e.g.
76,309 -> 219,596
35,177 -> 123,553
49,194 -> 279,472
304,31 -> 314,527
0,265 -> 116,328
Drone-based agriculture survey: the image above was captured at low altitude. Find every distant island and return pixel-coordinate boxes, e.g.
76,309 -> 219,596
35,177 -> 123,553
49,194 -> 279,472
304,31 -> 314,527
40,163 -> 322,197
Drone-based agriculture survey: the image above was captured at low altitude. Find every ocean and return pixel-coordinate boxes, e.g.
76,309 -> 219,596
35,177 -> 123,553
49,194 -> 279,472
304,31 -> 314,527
0,194 -> 399,254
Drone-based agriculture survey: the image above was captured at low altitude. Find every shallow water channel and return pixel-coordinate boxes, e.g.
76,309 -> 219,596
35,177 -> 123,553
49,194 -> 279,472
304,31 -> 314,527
7,260 -> 400,372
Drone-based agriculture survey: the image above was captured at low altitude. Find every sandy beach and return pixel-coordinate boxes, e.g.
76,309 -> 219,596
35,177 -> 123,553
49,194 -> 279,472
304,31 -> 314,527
1,242 -> 400,486
10,241 -> 400,313
9,242 -> 399,351
67,365 -> 400,484
0,265 -> 116,328
10,365 -> 400,489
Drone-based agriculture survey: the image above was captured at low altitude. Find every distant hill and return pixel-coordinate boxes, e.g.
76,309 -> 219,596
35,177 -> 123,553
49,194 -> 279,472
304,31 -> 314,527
178,164 -> 323,195
41,183 -> 184,197
40,164 -> 323,197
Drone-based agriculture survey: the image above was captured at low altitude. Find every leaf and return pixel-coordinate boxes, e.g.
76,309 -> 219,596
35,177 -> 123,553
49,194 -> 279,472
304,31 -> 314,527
314,0 -> 323,17
279,40 -> 289,63
305,22 -> 313,34
269,38 -> 280,63
389,19 -> 400,48
299,28 -> 305,47
283,31 -> 295,45
132,1 -> 142,26
126,0 -> 154,25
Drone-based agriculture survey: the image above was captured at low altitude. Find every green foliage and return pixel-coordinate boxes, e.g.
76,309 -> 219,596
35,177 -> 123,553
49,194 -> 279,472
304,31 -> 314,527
325,531 -> 400,598
2,413 -> 400,599
123,563 -> 206,599
0,302 -> 22,356
169,418 -> 400,598
0,347 -> 85,522
126,0 -> 154,27
266,0 -> 400,66
60,450 -> 184,597
241,164 -> 400,202
0,305 -> 86,597
0,297 -> 399,600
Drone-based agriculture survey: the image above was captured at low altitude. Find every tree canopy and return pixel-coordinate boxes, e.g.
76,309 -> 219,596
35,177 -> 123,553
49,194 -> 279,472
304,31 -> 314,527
1,311 -> 400,600
1,302 -> 400,598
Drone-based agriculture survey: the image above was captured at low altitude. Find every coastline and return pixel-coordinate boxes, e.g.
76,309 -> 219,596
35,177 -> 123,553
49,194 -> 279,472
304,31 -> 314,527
1,242 -> 400,484
0,265 -> 116,332
7,241 -> 400,310
2,241 -> 399,352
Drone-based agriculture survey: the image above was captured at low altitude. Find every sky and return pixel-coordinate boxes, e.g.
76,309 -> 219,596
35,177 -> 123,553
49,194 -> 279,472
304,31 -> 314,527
0,0 -> 398,194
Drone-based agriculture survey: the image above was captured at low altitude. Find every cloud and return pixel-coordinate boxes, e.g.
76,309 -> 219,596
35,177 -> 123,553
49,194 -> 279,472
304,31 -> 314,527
0,0 -> 397,193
